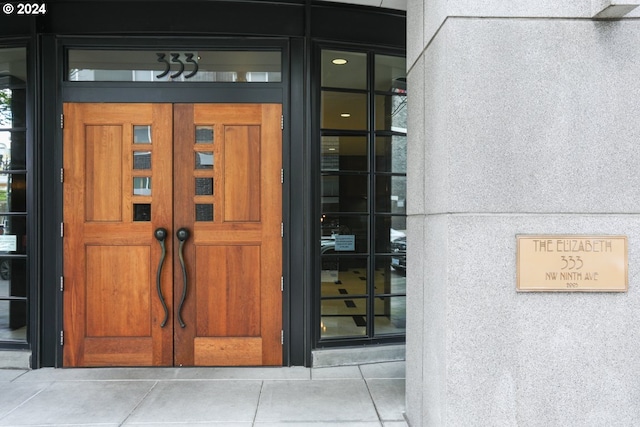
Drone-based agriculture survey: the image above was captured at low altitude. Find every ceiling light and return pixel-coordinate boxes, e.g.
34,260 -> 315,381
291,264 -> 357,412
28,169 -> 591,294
332,58 -> 348,65
340,113 -> 351,118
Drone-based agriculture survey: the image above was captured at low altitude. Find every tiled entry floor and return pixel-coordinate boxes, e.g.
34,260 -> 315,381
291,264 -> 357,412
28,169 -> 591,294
0,361 -> 407,426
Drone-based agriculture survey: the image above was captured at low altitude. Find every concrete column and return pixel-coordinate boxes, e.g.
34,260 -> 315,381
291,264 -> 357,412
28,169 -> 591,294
406,1 -> 640,425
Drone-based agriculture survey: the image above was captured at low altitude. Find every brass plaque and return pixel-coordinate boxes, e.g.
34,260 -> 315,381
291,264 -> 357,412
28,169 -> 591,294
517,235 -> 628,292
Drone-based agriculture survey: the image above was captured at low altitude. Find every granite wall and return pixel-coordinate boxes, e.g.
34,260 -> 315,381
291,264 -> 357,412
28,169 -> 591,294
406,2 -> 640,425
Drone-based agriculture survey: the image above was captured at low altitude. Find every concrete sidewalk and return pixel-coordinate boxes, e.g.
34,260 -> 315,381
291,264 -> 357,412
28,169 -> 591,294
0,361 -> 407,426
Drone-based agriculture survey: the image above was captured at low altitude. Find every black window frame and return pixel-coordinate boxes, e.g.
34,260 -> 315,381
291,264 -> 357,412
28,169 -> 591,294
43,36 -> 294,367
0,38 -> 36,353
314,42 -> 407,349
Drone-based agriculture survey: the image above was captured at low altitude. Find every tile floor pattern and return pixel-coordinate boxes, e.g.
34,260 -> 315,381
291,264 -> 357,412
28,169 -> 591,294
0,361 -> 407,426
320,268 -> 406,338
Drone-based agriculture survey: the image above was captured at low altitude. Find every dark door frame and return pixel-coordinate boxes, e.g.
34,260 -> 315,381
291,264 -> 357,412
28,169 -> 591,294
27,1 -> 405,369
39,36 -> 312,368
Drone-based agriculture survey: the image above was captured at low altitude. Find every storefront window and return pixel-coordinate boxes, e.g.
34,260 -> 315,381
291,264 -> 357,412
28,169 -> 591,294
68,50 -> 282,82
0,46 -> 28,344
319,49 -> 406,342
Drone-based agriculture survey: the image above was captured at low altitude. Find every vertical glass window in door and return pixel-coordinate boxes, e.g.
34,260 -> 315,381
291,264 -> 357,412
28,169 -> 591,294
194,126 -> 214,222
132,126 -> 152,221
318,48 -> 407,343
0,47 -> 28,345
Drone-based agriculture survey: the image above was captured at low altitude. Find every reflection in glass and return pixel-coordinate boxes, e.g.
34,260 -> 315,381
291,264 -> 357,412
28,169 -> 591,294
375,176 -> 406,214
0,47 -> 27,130
321,297 -> 367,338
375,54 -> 406,92
0,259 -> 26,295
68,50 -> 282,82
2,175 -> 27,222
321,175 -> 367,213
0,131 -> 26,170
133,151 -> 151,169
0,89 -> 9,129
0,300 -> 26,341
195,126 -> 214,144
375,94 -> 407,132
374,296 -> 406,336
133,125 -> 152,144
320,257 -> 367,296
195,152 -> 213,169
195,204 -> 214,222
321,91 -> 367,130
133,177 -> 152,195
375,135 -> 406,173
321,136 -> 368,172
321,50 -> 367,90
0,84 -> 27,173
195,178 -> 213,195
133,204 -> 151,221
375,256 -> 406,294
375,216 -> 406,254
1,90 -> 26,129
320,215 -> 368,253
0,47 -> 28,345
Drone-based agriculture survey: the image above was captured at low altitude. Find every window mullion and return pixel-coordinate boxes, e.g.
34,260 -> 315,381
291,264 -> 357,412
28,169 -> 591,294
367,50 -> 376,340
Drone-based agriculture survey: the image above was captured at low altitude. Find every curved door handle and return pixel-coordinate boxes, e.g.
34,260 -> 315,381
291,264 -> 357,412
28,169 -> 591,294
176,227 -> 190,328
154,228 -> 169,328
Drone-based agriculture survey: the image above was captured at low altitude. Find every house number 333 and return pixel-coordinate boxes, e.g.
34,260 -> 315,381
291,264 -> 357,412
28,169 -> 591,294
156,53 -> 199,79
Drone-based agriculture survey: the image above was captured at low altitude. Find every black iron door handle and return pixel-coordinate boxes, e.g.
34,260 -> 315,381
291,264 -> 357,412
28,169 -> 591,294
176,227 -> 190,328
154,228 -> 169,328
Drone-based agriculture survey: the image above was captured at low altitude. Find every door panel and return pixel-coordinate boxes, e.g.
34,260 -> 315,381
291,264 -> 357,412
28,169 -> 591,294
224,125 -> 261,221
63,103 -> 174,367
63,102 -> 282,367
85,245 -> 151,337
84,125 -> 122,221
194,337 -> 262,366
173,104 -> 282,366
194,245 -> 262,337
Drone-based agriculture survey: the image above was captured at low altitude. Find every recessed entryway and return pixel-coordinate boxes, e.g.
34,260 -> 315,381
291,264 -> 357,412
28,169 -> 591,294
62,103 -> 283,367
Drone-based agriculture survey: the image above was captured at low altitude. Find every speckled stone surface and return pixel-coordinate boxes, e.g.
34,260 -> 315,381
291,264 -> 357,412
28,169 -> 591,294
0,350 -> 30,369
424,19 -> 640,215
444,215 -> 640,426
408,214 -> 640,426
407,54 -> 425,216
406,8 -> 640,427
415,0 -> 640,55
448,0 -> 591,18
405,216 -> 425,425
406,0 -> 425,68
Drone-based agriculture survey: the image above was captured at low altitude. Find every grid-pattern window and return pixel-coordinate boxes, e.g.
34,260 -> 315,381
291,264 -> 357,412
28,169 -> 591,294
0,46 -> 29,346
319,48 -> 406,342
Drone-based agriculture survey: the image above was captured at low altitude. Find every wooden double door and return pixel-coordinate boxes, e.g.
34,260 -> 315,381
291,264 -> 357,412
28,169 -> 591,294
62,103 -> 282,367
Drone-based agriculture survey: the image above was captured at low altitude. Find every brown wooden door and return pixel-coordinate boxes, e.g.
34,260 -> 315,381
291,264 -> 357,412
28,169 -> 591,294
63,103 -> 282,367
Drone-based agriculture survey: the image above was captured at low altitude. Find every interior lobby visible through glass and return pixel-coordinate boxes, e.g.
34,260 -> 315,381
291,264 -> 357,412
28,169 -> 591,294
319,48 -> 407,341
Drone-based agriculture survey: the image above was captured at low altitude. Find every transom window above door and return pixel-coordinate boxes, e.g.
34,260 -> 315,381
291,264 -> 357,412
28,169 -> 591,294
67,50 -> 282,83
